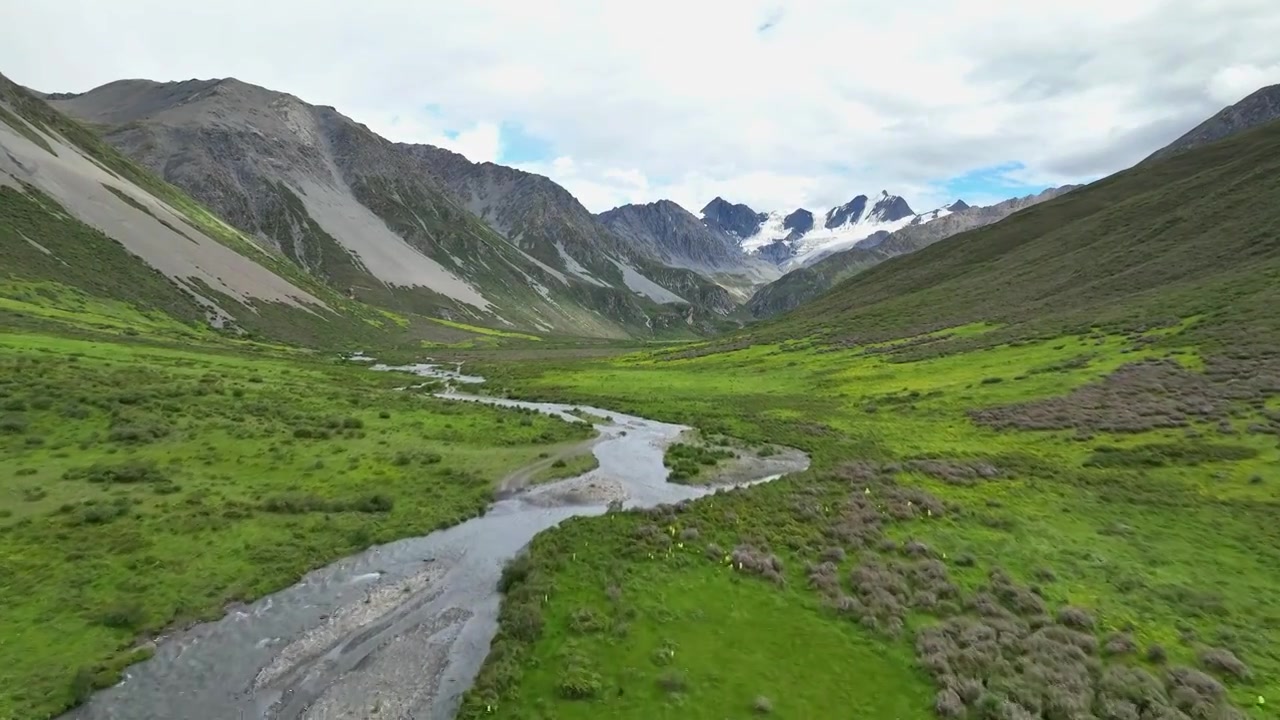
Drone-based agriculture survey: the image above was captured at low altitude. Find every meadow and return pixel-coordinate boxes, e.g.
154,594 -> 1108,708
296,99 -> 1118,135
0,331 -> 593,719
457,320 -> 1279,719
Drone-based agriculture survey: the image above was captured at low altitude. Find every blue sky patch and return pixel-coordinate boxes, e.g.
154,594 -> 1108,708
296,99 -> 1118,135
936,162 -> 1048,203
498,121 -> 554,164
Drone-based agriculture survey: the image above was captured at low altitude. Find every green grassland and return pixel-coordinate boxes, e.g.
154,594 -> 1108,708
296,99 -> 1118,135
0,331 -> 593,719
454,122 -> 1280,719
460,321 -> 1278,718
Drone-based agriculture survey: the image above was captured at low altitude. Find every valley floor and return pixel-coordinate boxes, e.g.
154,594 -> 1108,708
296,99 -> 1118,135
454,321 -> 1279,719
0,331 -> 594,719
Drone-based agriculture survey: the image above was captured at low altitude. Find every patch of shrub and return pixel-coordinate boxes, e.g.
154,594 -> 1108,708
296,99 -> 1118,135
656,670 -> 687,694
568,607 -> 606,635
260,492 -> 393,514
98,600 -> 146,630
1056,605 -> 1095,630
556,663 -> 603,700
1102,632 -> 1138,656
1198,647 -> 1251,680
499,553 -> 532,593
63,460 -> 168,485
0,414 -> 28,434
107,421 -> 171,444
730,544 -> 785,585
1084,441 -> 1258,468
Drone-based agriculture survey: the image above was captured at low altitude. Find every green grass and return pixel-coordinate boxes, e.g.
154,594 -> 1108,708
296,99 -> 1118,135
480,518 -> 934,719
457,317 -> 1280,718
0,331 -> 592,719
529,451 -> 600,486
663,442 -> 734,484
428,317 -> 543,341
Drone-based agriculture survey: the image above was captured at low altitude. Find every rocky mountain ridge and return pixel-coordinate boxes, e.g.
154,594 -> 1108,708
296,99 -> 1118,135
48,77 -> 739,335
746,185 -> 1079,317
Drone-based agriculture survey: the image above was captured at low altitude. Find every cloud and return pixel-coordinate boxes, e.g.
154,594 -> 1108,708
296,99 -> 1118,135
2,0 -> 1278,214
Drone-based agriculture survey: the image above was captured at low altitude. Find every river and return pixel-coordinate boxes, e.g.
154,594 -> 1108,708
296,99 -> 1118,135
63,361 -> 809,720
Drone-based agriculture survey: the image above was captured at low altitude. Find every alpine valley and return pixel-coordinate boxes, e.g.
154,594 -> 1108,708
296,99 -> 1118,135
4,55 -> 1280,720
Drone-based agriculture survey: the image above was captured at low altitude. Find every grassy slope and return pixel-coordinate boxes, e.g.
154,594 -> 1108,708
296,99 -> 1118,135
450,123 -> 1280,718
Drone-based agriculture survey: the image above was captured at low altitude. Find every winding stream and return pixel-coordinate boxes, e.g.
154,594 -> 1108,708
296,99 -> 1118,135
63,363 -> 809,720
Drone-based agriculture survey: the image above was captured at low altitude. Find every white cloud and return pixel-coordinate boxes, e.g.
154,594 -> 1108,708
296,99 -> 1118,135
1208,63 -> 1280,104
356,112 -> 502,164
2,0 -> 1279,213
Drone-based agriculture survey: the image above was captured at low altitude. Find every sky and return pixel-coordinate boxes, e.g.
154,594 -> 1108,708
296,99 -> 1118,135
3,0 -> 1279,215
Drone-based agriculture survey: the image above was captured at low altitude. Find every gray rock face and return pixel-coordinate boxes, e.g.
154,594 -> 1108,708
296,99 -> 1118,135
597,200 -> 745,270
51,77 -> 737,334
747,185 -> 1079,317
873,185 -> 1078,258
783,208 -> 814,235
823,195 -> 868,229
701,197 -> 767,239
1145,84 -> 1280,163
823,191 -> 914,229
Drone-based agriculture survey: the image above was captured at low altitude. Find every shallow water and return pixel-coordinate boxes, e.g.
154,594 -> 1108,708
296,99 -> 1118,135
63,365 -> 808,720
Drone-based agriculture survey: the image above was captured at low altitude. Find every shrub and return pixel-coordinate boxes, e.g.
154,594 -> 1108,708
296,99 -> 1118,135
1056,606 -> 1095,630
656,670 -> 687,694
499,554 -> 532,593
1198,647 -> 1251,680
935,688 -> 965,718
568,607 -> 606,635
63,460 -> 167,485
341,417 -> 364,429
505,604 -> 544,642
351,493 -> 394,513
0,414 -> 27,434
1146,643 -> 1168,664
107,422 -> 170,444
98,600 -> 146,630
1102,632 -> 1138,656
556,665 -> 602,700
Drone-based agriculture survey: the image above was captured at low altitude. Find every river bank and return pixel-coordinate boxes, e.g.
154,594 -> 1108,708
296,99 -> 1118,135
62,362 -> 809,720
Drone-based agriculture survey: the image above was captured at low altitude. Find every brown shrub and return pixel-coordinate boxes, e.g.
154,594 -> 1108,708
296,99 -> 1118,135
1198,647 -> 1251,680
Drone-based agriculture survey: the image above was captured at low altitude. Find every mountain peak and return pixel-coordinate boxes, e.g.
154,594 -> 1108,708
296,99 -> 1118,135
783,208 -> 814,235
701,197 -> 767,239
1145,83 -> 1280,162
946,199 -> 971,212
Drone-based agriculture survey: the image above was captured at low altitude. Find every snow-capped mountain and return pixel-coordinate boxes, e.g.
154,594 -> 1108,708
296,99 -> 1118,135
701,191 -> 968,269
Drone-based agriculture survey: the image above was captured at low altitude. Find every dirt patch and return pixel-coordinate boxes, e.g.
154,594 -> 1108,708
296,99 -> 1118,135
521,475 -> 627,507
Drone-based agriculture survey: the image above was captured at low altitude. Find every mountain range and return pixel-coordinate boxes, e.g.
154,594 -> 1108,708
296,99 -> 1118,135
3,71 -> 1278,345
40,77 -> 742,338
703,191 -> 969,269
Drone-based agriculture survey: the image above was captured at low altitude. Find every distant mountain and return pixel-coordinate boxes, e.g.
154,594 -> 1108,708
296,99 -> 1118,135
1144,84 -> 1280,162
596,200 -> 780,301
49,77 -> 737,336
701,197 -> 768,239
745,115 -> 1280,353
746,186 -> 1078,317
707,191 -> 965,270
